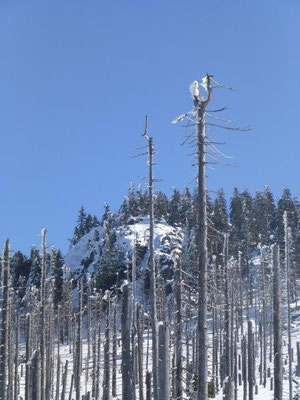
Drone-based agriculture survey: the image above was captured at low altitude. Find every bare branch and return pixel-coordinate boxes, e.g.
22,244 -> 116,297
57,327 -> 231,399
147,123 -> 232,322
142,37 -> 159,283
206,122 -> 251,132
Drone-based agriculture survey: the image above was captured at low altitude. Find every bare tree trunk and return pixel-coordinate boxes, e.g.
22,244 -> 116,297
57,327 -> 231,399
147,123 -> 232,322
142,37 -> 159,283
30,350 -> 41,400
25,313 -> 32,400
273,244 -> 283,400
158,322 -> 170,400
194,75 -> 212,400
137,304 -> 144,400
174,258 -> 183,400
103,291 -> 111,400
284,213 -> 293,400
296,342 -> 300,377
61,360 -> 68,400
14,312 -> 19,400
146,371 -> 151,400
261,252 -> 267,388
242,335 -> 247,400
75,280 -> 83,400
122,283 -> 133,399
40,228 -> 47,400
95,291 -> 102,400
143,122 -> 159,400
0,239 -> 11,400
112,295 -> 118,398
248,321 -> 254,400
224,234 -> 231,388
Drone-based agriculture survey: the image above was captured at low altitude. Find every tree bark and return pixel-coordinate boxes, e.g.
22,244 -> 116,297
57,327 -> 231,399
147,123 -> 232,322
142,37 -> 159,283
273,244 -> 283,400
194,75 -> 212,400
158,322 -> 170,400
0,239 -> 11,400
122,283 -> 133,399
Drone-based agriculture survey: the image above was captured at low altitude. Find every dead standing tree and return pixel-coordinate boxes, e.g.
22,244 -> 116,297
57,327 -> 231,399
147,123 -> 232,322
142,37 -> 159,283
143,116 -> 159,400
193,75 -> 212,400
284,211 -> 293,400
0,239 -> 11,400
273,244 -> 283,400
173,74 -> 250,400
40,228 -> 47,400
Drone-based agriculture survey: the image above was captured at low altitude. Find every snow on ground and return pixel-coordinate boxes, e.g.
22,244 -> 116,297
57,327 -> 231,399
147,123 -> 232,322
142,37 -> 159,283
65,217 -> 183,277
16,301 -> 300,400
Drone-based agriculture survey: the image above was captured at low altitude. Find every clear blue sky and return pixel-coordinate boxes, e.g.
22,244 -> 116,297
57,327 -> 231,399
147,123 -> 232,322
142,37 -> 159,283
0,0 -> 299,253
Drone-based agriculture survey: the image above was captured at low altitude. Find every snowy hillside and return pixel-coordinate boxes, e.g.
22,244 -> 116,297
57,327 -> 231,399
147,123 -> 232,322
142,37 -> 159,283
65,217 -> 183,288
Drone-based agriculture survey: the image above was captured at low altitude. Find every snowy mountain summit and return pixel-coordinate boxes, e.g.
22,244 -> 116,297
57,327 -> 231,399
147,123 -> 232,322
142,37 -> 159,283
65,216 -> 183,292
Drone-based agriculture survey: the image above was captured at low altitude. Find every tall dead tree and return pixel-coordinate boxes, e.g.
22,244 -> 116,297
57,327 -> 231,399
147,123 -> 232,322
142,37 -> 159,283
174,256 -> 183,400
143,116 -> 159,400
173,75 -> 249,400
14,311 -> 20,400
40,228 -> 47,400
75,279 -> 83,400
137,304 -> 144,400
122,283 -> 133,399
0,239 -> 11,400
224,233 -> 231,386
273,244 -> 282,400
103,291 -> 111,400
193,75 -> 212,400
284,212 -> 292,400
158,321 -> 170,400
112,294 -> 118,398
25,313 -> 32,400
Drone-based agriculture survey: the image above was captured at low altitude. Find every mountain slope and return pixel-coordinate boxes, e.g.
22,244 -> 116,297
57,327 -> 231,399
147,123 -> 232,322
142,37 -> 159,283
65,217 -> 183,289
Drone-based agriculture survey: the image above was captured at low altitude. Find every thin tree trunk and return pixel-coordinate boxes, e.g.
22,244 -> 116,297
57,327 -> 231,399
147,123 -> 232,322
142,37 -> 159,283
137,304 -> 144,400
40,229 -> 47,400
14,312 -> 19,400
112,295 -> 118,398
248,321 -> 254,400
103,291 -> 111,400
122,283 -> 133,399
284,213 -> 293,400
158,322 -> 170,400
273,244 -> 283,400
0,239 -> 11,400
61,360 -> 68,400
174,258 -> 183,400
30,350 -> 41,400
143,123 -> 159,400
194,75 -> 212,400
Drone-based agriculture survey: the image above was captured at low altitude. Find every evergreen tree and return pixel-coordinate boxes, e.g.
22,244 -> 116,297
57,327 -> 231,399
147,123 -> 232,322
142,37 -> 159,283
212,189 -> 229,263
277,187 -> 299,261
128,182 -> 139,217
92,215 -> 100,227
119,197 -> 130,225
85,214 -> 93,233
52,248 -> 64,308
101,203 -> 112,226
136,184 -> 149,216
77,206 -> 87,236
28,246 -> 42,288
253,186 -> 276,245
96,219 -> 124,290
168,188 -> 182,225
94,229 -> 100,242
213,189 -> 228,233
72,206 -> 88,244
154,191 -> 169,220
11,250 -> 31,299
180,187 -> 192,225
229,187 -> 245,256
240,189 -> 255,244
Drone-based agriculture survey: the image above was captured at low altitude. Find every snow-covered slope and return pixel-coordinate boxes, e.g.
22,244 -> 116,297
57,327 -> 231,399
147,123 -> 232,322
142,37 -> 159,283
65,217 -> 183,287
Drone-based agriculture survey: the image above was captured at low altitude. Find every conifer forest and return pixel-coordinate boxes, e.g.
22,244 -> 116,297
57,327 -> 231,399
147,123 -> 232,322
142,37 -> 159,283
1,72 -> 300,400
